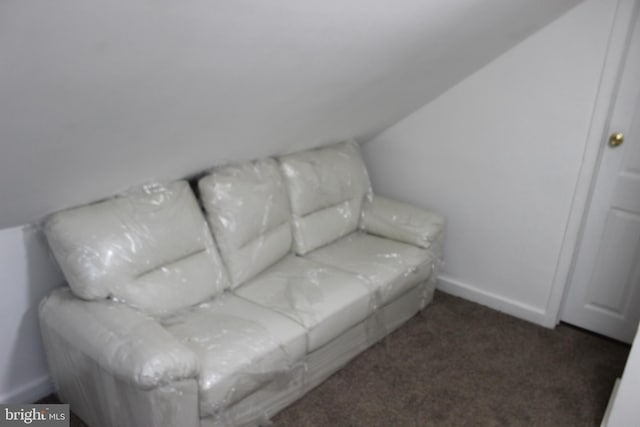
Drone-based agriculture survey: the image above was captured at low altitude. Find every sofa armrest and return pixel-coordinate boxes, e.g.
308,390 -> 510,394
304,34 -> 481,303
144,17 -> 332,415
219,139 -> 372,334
361,195 -> 444,249
40,288 -> 199,390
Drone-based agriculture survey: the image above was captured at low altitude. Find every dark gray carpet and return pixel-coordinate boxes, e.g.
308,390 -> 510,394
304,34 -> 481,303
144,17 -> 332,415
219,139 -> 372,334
39,291 -> 630,426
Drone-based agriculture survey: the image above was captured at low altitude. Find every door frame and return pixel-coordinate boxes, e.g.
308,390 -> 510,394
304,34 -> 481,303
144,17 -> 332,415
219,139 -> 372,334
545,0 -> 640,328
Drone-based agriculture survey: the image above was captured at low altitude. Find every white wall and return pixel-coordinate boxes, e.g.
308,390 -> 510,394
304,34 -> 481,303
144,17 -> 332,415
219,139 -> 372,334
0,226 -> 63,403
362,0 -> 617,326
0,0 -> 580,229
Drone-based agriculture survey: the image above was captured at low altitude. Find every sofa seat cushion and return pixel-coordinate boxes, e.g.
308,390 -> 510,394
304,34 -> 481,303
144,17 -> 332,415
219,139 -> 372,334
161,293 -> 307,417
306,233 -> 433,306
233,255 -> 372,352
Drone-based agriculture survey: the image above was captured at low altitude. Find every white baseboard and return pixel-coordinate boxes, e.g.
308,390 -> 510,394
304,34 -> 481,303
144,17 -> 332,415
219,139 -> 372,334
0,374 -> 54,404
437,274 -> 549,327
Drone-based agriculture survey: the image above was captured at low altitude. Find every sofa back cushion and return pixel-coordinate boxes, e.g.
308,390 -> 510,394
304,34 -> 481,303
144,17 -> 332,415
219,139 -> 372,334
278,141 -> 372,255
44,181 -> 229,315
198,159 -> 293,288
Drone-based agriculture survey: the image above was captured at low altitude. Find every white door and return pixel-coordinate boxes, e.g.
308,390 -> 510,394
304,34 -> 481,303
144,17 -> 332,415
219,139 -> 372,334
561,4 -> 640,344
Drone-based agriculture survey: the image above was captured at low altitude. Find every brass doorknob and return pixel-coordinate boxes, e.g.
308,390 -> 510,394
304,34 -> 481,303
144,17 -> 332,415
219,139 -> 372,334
609,132 -> 624,148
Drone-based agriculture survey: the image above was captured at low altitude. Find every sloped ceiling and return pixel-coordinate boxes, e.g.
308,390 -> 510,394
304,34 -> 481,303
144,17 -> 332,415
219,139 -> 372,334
0,0 -> 582,229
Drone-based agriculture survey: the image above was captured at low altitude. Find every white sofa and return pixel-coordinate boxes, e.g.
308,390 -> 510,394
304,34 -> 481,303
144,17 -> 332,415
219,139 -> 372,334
39,141 -> 444,427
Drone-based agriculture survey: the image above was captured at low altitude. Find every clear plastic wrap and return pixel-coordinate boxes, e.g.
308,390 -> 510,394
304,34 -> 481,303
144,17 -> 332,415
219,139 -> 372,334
38,142 -> 444,427
198,156 -> 377,352
198,159 -> 293,288
40,286 -> 311,427
39,179 -> 310,426
360,194 -> 445,310
40,288 -> 199,389
278,140 -> 373,255
422,224 -> 445,309
233,255 -> 373,352
307,232 -> 433,305
361,195 -> 445,251
43,181 -> 229,316
201,283 -> 427,427
39,288 -> 201,427
305,231 -> 435,340
158,293 -> 307,419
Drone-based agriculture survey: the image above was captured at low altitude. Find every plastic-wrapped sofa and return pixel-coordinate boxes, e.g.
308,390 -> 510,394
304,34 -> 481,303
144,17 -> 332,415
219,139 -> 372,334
39,141 -> 444,427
